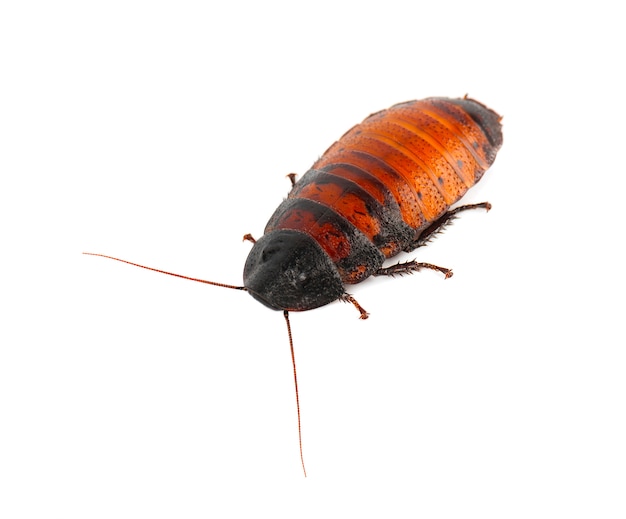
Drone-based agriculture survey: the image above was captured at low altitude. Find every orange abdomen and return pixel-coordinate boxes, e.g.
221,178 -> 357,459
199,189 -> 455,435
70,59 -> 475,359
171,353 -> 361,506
265,97 -> 503,283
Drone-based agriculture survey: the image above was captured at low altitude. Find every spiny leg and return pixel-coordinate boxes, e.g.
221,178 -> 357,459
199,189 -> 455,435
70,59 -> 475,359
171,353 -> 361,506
407,202 -> 491,251
242,233 -> 256,244
339,293 -> 369,319
375,261 -> 453,279
385,202 -> 490,280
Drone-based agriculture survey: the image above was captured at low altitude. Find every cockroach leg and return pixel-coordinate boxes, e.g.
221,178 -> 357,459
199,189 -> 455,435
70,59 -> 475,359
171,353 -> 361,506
339,293 -> 369,319
286,173 -> 297,188
407,202 -> 492,250
375,261 -> 453,279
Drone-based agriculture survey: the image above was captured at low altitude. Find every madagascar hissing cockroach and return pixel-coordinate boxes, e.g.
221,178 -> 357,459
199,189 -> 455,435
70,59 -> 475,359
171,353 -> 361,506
85,96 -> 503,476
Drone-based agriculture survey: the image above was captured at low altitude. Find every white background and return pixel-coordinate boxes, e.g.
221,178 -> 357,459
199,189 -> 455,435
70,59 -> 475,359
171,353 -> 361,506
1,1 -> 625,517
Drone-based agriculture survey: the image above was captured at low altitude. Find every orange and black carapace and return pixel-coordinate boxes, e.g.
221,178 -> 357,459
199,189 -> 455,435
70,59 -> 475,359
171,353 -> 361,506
244,96 -> 502,315
85,96 -> 503,475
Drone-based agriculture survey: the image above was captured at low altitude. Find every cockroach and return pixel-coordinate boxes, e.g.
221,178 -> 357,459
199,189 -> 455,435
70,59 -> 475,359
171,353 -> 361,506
85,96 -> 503,476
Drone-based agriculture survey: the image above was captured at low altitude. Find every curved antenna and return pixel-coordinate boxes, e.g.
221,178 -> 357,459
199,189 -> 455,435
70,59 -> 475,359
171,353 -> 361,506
84,252 -> 310,475
82,253 -> 246,290
284,310 -> 306,477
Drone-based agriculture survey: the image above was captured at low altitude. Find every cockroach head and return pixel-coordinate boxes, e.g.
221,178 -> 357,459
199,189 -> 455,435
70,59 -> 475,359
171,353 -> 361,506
243,230 -> 344,312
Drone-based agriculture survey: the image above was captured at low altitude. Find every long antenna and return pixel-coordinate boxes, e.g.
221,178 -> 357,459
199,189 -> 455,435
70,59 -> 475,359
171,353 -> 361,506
284,310 -> 306,477
82,253 -> 246,290
84,252 -> 308,476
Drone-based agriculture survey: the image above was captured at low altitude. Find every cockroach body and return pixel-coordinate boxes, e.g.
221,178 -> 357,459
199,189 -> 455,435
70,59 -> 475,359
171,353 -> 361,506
244,96 -> 502,315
